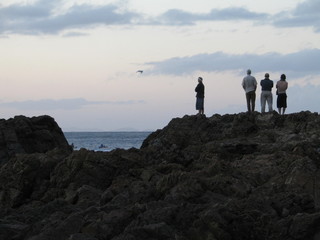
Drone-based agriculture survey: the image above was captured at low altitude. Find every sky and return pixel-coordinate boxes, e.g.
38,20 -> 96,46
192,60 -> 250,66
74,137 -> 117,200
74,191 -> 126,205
0,0 -> 320,131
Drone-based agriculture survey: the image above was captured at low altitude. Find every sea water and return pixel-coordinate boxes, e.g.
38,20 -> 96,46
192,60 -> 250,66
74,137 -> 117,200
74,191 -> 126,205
64,132 -> 152,152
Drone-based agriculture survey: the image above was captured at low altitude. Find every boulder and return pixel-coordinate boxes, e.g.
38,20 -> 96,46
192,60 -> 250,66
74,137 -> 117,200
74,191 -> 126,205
0,115 -> 71,165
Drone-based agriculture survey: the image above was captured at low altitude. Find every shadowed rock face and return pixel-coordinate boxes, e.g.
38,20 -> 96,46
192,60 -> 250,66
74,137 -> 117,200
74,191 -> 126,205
1,111 -> 320,240
0,115 -> 72,164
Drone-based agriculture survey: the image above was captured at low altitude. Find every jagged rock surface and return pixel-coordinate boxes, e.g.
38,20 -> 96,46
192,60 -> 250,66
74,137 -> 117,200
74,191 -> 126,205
1,112 -> 320,240
0,115 -> 71,165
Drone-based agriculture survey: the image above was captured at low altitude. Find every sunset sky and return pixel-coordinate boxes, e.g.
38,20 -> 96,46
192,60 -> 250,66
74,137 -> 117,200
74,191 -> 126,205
1,0 -> 319,131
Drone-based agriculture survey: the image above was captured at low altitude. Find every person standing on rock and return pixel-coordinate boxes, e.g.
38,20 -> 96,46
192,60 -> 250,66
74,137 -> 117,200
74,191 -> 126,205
195,77 -> 205,115
242,69 -> 257,113
260,73 -> 274,113
276,74 -> 288,115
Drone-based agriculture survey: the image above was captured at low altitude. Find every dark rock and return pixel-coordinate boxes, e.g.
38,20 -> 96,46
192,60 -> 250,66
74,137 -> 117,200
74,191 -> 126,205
0,115 -> 71,165
0,220 -> 30,240
2,112 -> 320,239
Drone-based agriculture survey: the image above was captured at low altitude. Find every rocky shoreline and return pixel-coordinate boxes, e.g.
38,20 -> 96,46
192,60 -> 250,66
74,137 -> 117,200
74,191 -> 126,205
1,112 -> 320,240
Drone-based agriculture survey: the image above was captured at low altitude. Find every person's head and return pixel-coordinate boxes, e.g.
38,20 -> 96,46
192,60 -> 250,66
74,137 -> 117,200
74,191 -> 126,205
281,74 -> 286,81
198,77 -> 203,83
265,73 -> 270,78
247,69 -> 251,75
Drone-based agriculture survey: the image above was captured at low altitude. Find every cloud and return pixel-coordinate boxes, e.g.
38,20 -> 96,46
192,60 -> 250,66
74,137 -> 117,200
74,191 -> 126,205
0,0 -> 280,35
0,0 -> 139,35
272,0 -> 320,32
0,98 -> 145,111
155,7 -> 269,26
0,0 -> 53,19
1,0 -> 319,35
62,31 -> 89,37
147,48 -> 320,76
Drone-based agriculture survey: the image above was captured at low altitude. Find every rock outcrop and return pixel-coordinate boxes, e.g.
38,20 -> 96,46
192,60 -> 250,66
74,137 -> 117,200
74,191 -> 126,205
1,111 -> 320,240
0,115 -> 71,165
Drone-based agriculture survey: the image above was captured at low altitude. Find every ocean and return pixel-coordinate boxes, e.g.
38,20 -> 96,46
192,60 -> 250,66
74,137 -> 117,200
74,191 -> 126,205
64,132 -> 152,152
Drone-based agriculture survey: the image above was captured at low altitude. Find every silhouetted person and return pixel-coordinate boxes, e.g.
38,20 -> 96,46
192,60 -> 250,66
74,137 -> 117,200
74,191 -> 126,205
276,74 -> 288,115
260,73 -> 274,113
195,77 -> 205,115
242,69 -> 257,113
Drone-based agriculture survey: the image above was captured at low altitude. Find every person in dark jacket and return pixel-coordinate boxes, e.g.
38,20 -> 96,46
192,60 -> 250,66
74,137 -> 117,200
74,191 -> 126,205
195,77 -> 205,115
260,73 -> 274,113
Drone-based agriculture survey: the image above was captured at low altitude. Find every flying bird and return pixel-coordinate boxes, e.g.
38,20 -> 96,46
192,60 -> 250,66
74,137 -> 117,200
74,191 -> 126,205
136,70 -> 143,74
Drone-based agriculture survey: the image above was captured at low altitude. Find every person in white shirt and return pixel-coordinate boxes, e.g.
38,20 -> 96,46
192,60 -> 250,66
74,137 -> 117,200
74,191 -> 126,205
242,69 -> 257,113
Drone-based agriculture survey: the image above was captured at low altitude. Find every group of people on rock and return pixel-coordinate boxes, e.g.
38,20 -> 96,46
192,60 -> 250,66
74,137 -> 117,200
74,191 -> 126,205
194,69 -> 288,115
242,69 -> 288,115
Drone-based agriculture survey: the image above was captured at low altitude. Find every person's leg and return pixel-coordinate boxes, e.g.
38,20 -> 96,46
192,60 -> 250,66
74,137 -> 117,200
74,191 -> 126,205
278,108 -> 281,114
251,92 -> 256,112
261,92 -> 266,113
196,98 -> 201,115
202,98 -> 204,114
199,98 -> 204,115
267,92 -> 273,112
253,92 -> 256,112
283,94 -> 287,115
278,94 -> 286,114
246,93 -> 251,112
